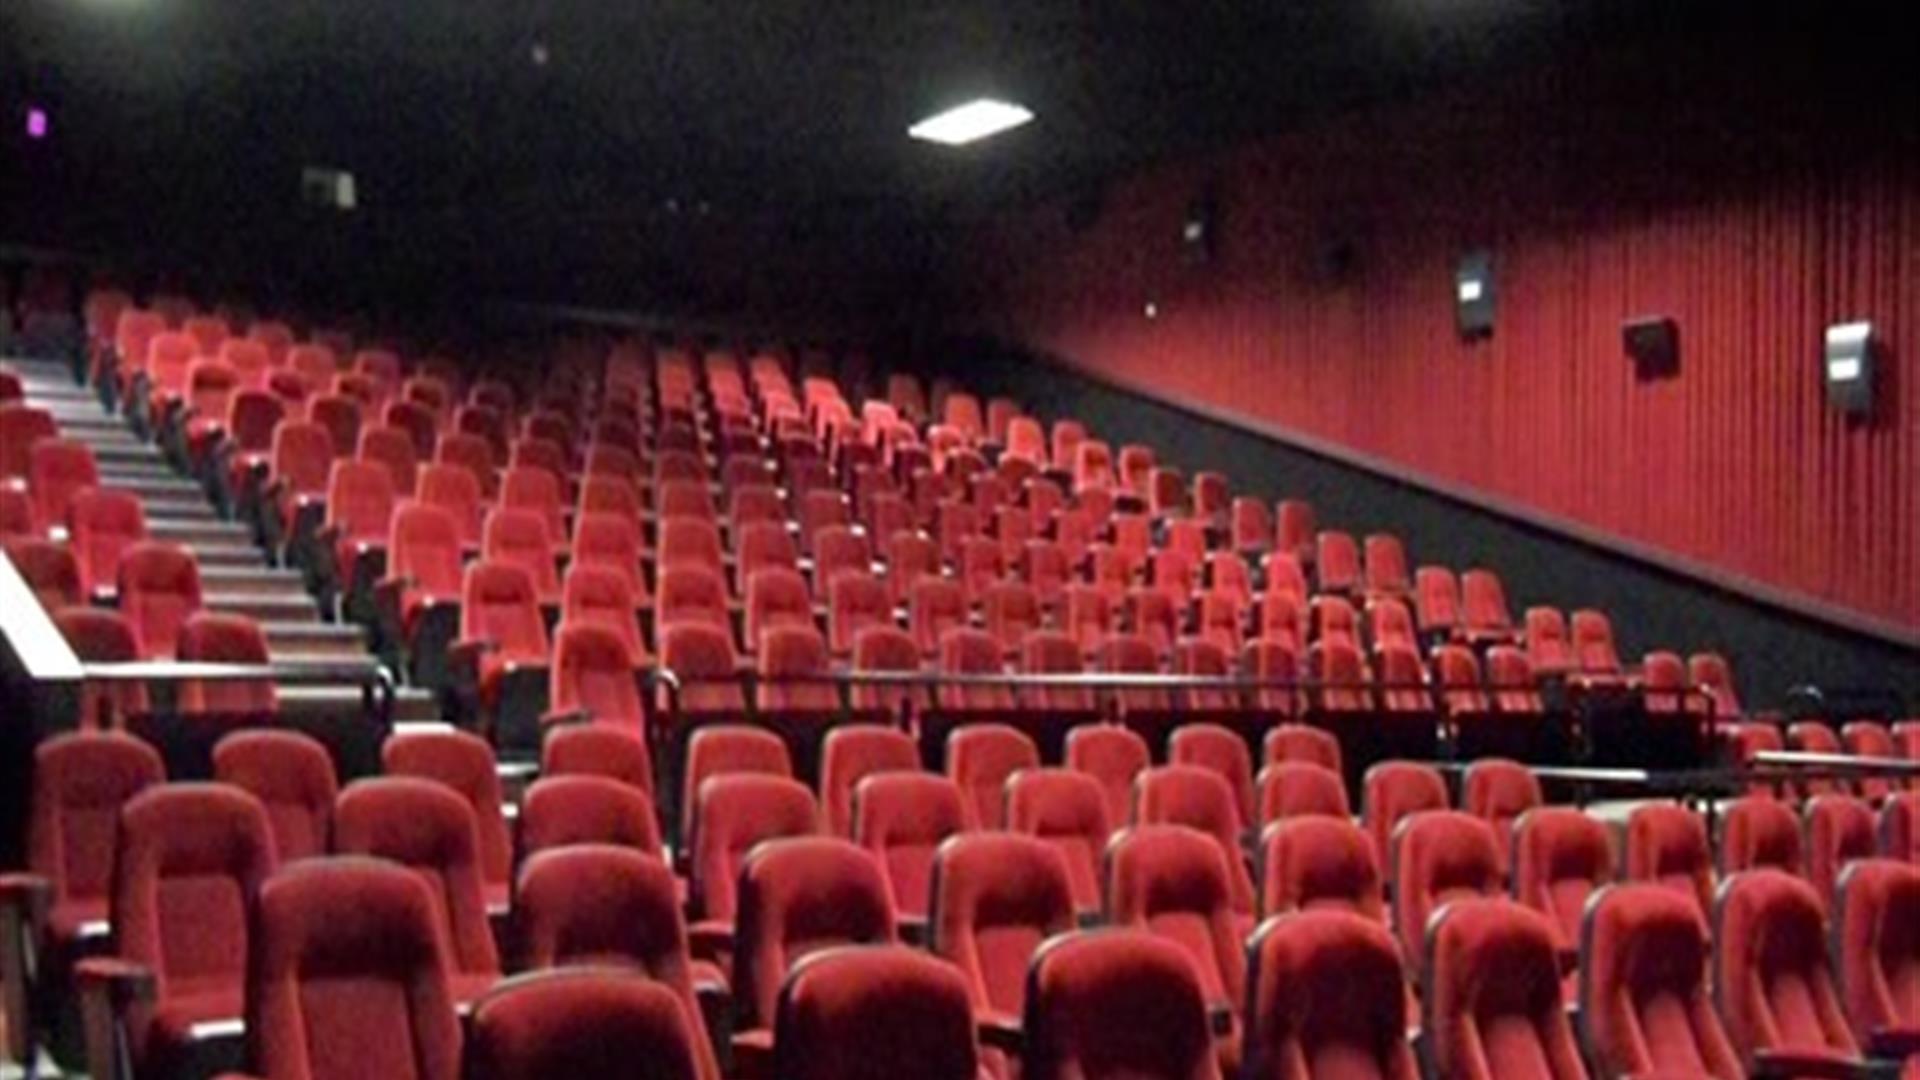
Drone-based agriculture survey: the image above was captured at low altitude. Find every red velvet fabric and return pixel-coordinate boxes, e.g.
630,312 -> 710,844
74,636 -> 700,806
1830,859 -> 1920,1047
1720,797 -> 1805,878
1134,767 -> 1255,916
213,730 -> 337,862
1625,804 -> 1716,923
245,857 -> 462,1080
176,612 -> 277,715
775,945 -> 984,1080
819,725 -> 919,837
1462,759 -> 1543,874
1257,762 -> 1351,826
1579,883 -> 1741,1080
381,730 -> 512,900
1511,807 -> 1613,952
1067,725 -> 1150,830
467,969 -> 709,1080
1392,812 -> 1504,977
1023,929 -> 1223,1080
947,724 -> 1041,830
1258,817 -> 1385,922
1424,899 -> 1586,1080
1006,768 -> 1112,919
29,732 -> 165,940
1244,910 -> 1417,1080
930,833 -> 1075,1019
518,775 -> 661,858
731,837 -> 896,1031
116,541 -> 203,659
1107,826 -> 1247,1026
1805,796 -> 1879,906
691,774 -> 817,925
853,772 -> 969,923
1713,869 -> 1860,1068
1362,761 -> 1448,870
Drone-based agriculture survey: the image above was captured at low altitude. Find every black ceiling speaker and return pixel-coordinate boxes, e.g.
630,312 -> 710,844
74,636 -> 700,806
1455,250 -> 1495,340
1623,315 -> 1680,379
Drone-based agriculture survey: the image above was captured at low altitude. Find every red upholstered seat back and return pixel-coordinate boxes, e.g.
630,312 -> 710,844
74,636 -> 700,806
1023,929 -> 1224,1080
1579,883 -> 1740,1080
1245,910 -> 1417,1080
930,832 -> 1075,1018
1424,899 -> 1586,1080
731,837 -> 897,1031
213,729 -> 338,862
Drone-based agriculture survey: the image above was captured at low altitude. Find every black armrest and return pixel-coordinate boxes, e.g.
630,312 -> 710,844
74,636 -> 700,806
1867,1027 -> 1920,1060
75,956 -> 157,1080
977,1011 -> 1023,1054
1751,1048 -> 1871,1080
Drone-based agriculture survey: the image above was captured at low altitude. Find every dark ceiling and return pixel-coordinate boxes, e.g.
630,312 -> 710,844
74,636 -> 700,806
5,0 -> 1719,229
1,0 -> 1895,316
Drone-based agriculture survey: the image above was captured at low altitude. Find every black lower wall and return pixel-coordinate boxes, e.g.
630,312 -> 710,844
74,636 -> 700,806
935,336 -> 1920,715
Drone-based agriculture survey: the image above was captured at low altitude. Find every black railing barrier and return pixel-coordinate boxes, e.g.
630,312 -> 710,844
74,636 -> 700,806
636,668 -> 1726,843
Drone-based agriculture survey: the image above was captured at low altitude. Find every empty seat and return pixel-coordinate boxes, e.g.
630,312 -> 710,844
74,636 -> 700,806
1362,761 -> 1448,868
1256,761 -> 1350,825
1461,758 -> 1543,870
1021,630 -> 1095,711
1392,811 -> 1504,978
331,778 -> 502,1001
1804,794 -> 1878,904
359,424 -> 418,497
1243,909 -> 1416,1080
321,457 -> 394,596
1459,569 -> 1515,643
28,439 -> 99,531
1066,724 -> 1150,829
1097,632 -> 1170,712
1569,609 -> 1621,675
910,576 -> 968,657
1829,858 -> 1920,1053
757,623 -> 839,714
483,507 -> 562,602
0,402 -> 58,480
981,581 -> 1043,656
854,772 -> 969,927
455,561 -> 552,730
1315,531 -> 1361,594
934,627 -> 1015,711
468,967 -> 717,1080
1689,652 -> 1743,718
213,729 -> 339,861
82,782 -> 275,1077
1578,883 -> 1741,1080
930,832 -> 1075,1053
1884,792 -> 1920,864
946,723 -> 1040,829
1105,825 -> 1247,1056
1006,768 -> 1112,919
116,541 -> 203,658
54,608 -> 150,726
1524,607 -> 1573,676
655,564 -> 731,643
1423,899 -> 1585,1080
66,487 -> 146,598
418,461 -> 486,547
380,730 -> 514,910
1264,724 -> 1342,774
689,773 -> 817,944
1486,646 -> 1544,713
731,837 -> 897,1034
1625,803 -> 1715,921
774,945 -> 981,1080
1169,723 -> 1256,828
1022,928 -> 1223,1080
9,537 -> 81,612
540,721 -> 653,793
1720,795 -> 1804,877
1511,807 -> 1613,960
517,775 -> 662,857
1713,869 -> 1861,1073
243,857 -> 461,1080
176,611 -> 277,714
1257,815 -> 1383,921
820,724 -> 919,836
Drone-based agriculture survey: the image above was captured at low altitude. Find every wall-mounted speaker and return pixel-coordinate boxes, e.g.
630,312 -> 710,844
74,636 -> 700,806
1824,320 -> 1876,416
1623,316 -> 1679,379
1455,250 -> 1495,340
1183,191 -> 1217,265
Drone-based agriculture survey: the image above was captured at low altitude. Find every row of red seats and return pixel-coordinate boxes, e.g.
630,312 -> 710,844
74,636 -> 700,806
10,727 -> 1916,1080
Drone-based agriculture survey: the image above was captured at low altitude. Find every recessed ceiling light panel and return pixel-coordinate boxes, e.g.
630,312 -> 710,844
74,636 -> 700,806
908,99 -> 1034,145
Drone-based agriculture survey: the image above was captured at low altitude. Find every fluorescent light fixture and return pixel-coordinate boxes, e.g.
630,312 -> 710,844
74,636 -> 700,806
1828,356 -> 1862,381
909,99 -> 1033,146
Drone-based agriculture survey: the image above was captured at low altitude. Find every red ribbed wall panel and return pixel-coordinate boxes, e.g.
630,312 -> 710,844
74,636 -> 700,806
962,73 -> 1919,633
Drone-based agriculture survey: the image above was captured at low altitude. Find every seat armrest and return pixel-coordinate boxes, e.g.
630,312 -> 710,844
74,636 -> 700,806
730,1027 -> 775,1080
1751,1048 -> 1871,1080
75,957 -> 158,1080
1867,1026 -> 1920,1059
687,919 -> 734,963
0,874 -> 53,1063
977,1011 -> 1023,1053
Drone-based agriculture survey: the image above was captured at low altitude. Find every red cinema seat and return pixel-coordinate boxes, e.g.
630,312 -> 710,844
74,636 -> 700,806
1105,825 -> 1247,1062
680,725 -> 792,855
854,772 -> 969,929
358,425 -> 418,497
74,783 -> 275,1078
1829,859 -> 1920,1055
1422,899 -> 1586,1080
453,561 -> 552,739
730,838 -> 896,1037
560,564 -> 646,663
1577,883 -> 1741,1080
819,724 -> 919,837
1712,869 -> 1863,1074
1258,815 -> 1383,921
1243,910 -> 1417,1080
175,611 -> 277,715
1255,762 -> 1350,826
213,729 -> 338,862
380,730 -> 513,911
1804,795 -> 1878,905
946,723 -> 1040,829
1066,724 -> 1150,830
773,945 -> 982,1080
689,775 -> 817,947
1021,928 -> 1223,1080
1361,760 -> 1447,869
1169,723 -> 1256,828
744,568 -> 813,657
1511,807 -> 1614,959
1461,758 -> 1543,872
540,722 -> 653,793
8,537 -> 82,612
936,627 -> 1015,711
28,439 -> 99,532
1006,768 -> 1112,920
66,487 -> 146,598
1264,724 -> 1342,775
929,832 -> 1075,1052
1624,803 -> 1715,922
0,403 -> 58,481
1021,630 -> 1096,712
53,607 -> 150,727
1720,795 -> 1804,877
1883,792 -> 1920,864
1391,811 -> 1504,979
116,542 -> 203,658
241,857 -> 462,1080
331,779 -> 502,1002
516,775 -> 662,859
468,966 -> 718,1080
1315,531 -> 1361,594
483,507 -> 561,604
548,621 -> 647,731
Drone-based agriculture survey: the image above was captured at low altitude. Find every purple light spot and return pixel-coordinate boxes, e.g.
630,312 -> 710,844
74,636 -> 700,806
25,108 -> 48,140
